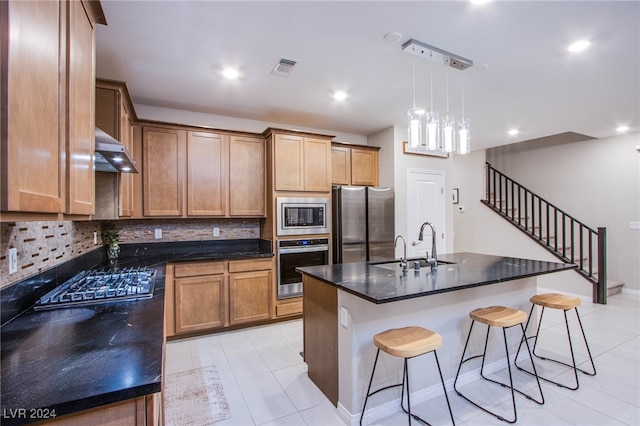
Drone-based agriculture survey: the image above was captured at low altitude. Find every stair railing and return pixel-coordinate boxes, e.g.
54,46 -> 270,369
483,162 -> 607,304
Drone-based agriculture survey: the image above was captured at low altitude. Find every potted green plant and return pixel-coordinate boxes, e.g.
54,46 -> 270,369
101,222 -> 120,264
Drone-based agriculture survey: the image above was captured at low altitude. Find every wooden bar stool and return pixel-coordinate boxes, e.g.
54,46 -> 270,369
360,326 -> 455,426
515,293 -> 596,390
454,306 -> 544,424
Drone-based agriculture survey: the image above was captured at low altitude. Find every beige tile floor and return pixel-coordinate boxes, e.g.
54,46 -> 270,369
165,293 -> 640,425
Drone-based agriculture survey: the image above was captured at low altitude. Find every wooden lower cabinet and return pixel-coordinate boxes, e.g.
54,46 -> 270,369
36,394 -> 160,426
174,274 -> 226,333
228,258 -> 272,325
166,258 -> 274,337
275,300 -> 303,317
229,270 -> 271,324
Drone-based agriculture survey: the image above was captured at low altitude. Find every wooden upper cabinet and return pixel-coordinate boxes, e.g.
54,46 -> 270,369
141,125 -> 266,218
142,127 -> 186,216
274,134 -> 305,191
1,0 -> 64,213
331,143 -> 379,187
66,0 -> 95,215
1,0 -> 104,216
187,131 -> 228,216
273,132 -> 332,192
351,148 -> 379,186
95,79 -> 137,218
119,101 -> 135,217
229,135 -> 265,216
304,137 -> 332,192
331,146 -> 351,186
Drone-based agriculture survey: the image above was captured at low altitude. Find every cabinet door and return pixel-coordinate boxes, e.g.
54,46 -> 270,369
229,135 -> 265,216
229,270 -> 271,325
174,274 -> 226,333
143,127 -> 185,216
351,148 -> 379,187
1,0 -> 64,213
274,134 -> 304,191
331,146 -> 351,186
304,137 -> 331,192
119,102 -> 134,217
186,131 -> 228,216
66,0 -> 95,215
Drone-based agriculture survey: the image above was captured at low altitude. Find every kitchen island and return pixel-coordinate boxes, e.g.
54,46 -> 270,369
298,252 -> 577,425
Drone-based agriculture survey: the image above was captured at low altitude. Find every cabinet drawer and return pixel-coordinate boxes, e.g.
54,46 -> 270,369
228,258 -> 272,273
174,261 -> 226,278
276,301 -> 303,317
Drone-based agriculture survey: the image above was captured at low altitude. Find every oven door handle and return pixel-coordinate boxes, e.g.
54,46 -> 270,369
278,245 -> 329,254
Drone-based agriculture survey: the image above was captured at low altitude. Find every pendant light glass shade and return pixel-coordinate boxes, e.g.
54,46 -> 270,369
425,111 -> 440,150
407,107 -> 425,147
441,114 -> 456,153
457,118 -> 470,154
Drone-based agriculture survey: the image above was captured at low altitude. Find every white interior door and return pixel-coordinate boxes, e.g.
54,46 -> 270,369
406,168 -> 445,259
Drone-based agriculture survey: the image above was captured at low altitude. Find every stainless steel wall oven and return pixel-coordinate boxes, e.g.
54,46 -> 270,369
276,238 -> 329,299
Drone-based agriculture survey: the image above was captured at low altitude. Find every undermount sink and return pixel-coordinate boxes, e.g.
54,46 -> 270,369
372,258 -> 454,271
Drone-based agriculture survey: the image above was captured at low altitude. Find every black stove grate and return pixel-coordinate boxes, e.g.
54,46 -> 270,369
34,267 -> 155,310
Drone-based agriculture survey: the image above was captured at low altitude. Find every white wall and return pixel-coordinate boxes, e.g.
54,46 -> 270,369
369,125 -> 455,259
453,132 -> 640,295
134,103 -> 368,145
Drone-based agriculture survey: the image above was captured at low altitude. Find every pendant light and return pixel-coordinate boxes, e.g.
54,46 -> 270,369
441,71 -> 456,153
425,65 -> 440,151
402,38 -> 473,155
407,53 -> 425,147
457,81 -> 470,155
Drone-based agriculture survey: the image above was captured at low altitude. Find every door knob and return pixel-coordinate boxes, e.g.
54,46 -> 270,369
411,241 -> 419,246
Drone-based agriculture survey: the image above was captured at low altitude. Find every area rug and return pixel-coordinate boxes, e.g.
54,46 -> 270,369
164,366 -> 231,425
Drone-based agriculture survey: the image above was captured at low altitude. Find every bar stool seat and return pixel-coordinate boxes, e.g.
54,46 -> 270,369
515,293 -> 596,390
454,306 -> 544,424
361,326 -> 455,425
374,326 -> 442,357
470,306 -> 527,327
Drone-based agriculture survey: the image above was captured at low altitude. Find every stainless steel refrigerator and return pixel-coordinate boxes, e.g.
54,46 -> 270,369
332,186 -> 395,264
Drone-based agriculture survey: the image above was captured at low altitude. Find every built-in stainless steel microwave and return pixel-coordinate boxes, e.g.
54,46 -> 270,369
276,197 -> 330,236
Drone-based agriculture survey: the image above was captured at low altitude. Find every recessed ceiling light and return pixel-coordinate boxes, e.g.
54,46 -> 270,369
507,129 -> 519,136
568,40 -> 591,53
616,125 -> 629,133
222,68 -> 240,79
333,91 -> 348,101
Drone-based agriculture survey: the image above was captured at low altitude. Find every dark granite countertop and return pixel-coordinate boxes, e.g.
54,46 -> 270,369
297,252 -> 577,304
0,239 -> 273,425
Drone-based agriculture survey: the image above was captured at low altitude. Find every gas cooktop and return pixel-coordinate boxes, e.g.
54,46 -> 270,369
34,267 -> 156,310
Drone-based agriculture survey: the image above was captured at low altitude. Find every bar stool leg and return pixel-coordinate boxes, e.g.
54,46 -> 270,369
434,351 -> 457,426
399,353 -> 456,426
455,321 -> 543,424
515,305 -> 597,390
360,349 -> 381,426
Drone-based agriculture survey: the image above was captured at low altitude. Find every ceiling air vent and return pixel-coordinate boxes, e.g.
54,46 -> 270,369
270,58 -> 298,77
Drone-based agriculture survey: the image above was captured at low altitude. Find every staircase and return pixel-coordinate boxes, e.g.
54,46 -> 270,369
482,163 -> 616,304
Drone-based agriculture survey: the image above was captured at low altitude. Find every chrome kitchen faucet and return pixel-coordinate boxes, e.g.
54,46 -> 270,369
418,222 -> 438,270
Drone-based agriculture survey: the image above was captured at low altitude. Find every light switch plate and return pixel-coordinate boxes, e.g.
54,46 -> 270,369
630,222 -> 640,230
154,228 -> 162,239
340,306 -> 349,328
9,248 -> 18,274
93,231 -> 98,245
213,227 -> 220,237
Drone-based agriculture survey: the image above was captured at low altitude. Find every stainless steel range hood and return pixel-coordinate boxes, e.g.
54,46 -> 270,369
94,127 -> 139,173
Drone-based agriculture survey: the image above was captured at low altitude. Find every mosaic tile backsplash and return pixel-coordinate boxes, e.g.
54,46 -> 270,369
0,219 -> 260,289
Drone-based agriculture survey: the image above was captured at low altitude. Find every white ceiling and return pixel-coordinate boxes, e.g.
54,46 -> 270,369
96,0 -> 640,150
